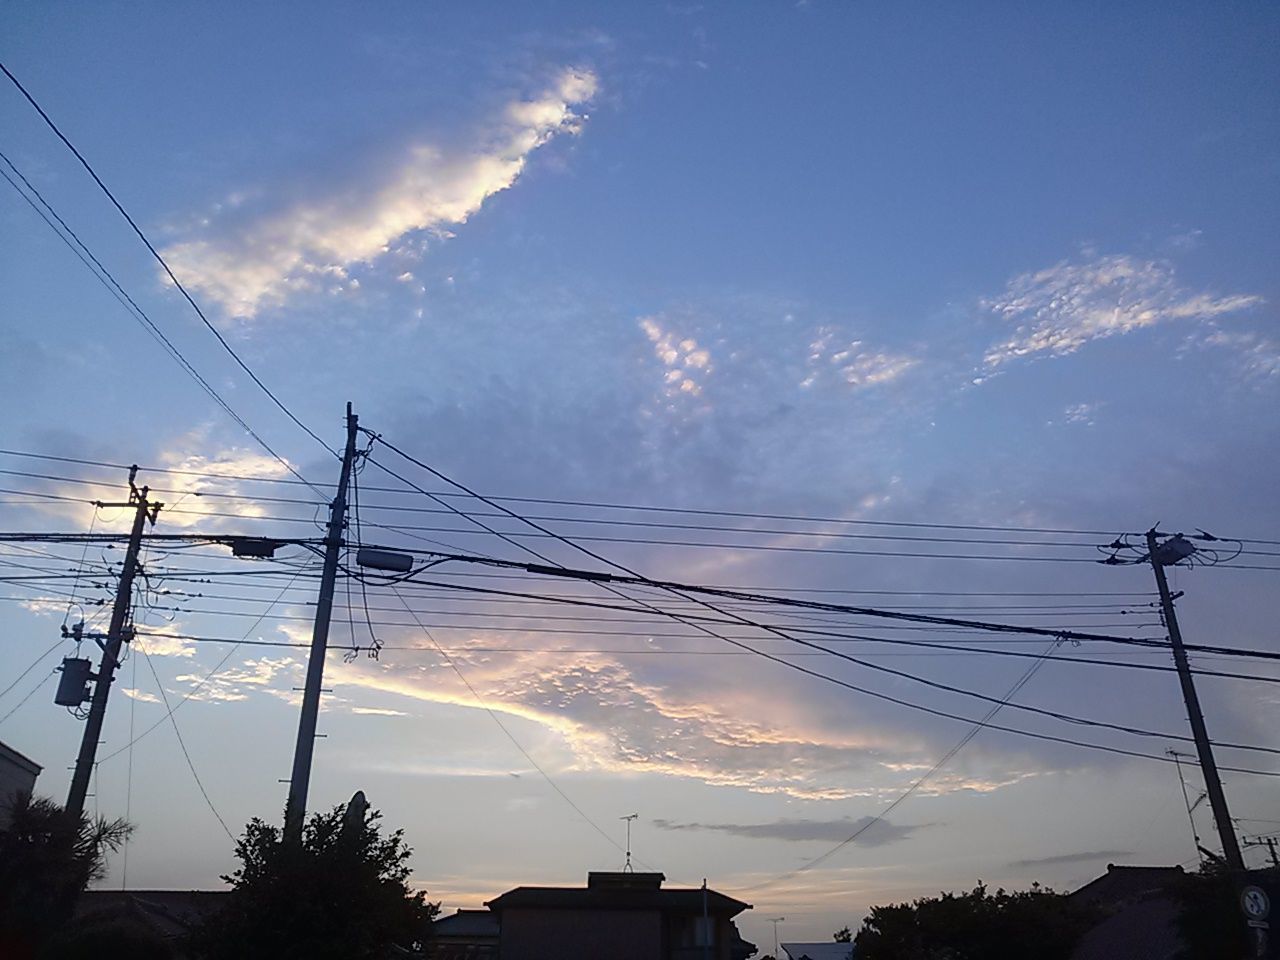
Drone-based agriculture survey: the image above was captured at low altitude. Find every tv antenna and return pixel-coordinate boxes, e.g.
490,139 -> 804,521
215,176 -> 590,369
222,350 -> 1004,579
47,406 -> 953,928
620,813 -> 639,872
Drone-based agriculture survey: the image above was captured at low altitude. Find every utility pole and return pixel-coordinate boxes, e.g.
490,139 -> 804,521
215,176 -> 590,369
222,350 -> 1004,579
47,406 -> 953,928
1244,836 -> 1280,870
283,403 -> 359,845
65,469 -> 160,819
1145,529 -> 1245,873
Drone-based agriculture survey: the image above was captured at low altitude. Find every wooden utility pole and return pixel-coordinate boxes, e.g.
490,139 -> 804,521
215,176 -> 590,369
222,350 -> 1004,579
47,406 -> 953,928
283,403 -> 359,845
65,469 -> 160,819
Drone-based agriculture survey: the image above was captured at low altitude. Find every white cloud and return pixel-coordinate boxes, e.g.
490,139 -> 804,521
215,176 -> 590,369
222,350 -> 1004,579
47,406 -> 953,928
10,437 -> 299,534
639,315 -> 714,400
1200,329 -> 1280,380
832,348 -> 918,388
1062,402 -> 1101,426
982,253 -> 1261,368
175,655 -> 300,703
328,639 -> 1027,801
134,627 -> 197,658
802,327 -> 919,389
162,68 -> 597,317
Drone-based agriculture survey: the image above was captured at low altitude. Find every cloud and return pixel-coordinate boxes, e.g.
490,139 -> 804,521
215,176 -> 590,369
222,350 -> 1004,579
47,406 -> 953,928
1198,329 -> 1280,380
162,68 -> 598,317
326,629 -> 1054,802
174,655 -> 300,703
1057,402 -> 1102,426
982,253 -> 1261,368
122,687 -> 161,704
349,705 -> 410,717
332,642 -> 928,800
6,436 -> 300,534
804,327 -> 919,389
653,816 -> 923,847
1009,849 -> 1133,868
134,627 -> 197,659
639,315 -> 715,400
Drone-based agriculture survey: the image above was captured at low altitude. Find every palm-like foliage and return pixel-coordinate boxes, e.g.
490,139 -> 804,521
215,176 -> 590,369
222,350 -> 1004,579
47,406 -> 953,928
0,792 -> 132,954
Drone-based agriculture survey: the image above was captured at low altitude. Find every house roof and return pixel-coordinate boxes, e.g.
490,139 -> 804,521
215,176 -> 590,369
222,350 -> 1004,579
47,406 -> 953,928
781,943 -> 855,960
1068,895 -> 1181,960
486,885 -> 751,917
1070,864 -> 1185,907
77,890 -> 228,938
0,739 -> 42,776
431,909 -> 500,938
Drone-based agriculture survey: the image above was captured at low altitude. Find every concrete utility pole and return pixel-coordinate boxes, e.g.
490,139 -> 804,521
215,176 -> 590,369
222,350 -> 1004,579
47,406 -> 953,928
1145,529 -> 1245,873
65,469 -> 160,819
283,403 -> 359,845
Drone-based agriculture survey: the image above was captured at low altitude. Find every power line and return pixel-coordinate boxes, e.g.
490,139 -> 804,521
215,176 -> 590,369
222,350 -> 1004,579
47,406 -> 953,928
0,60 -> 333,458
736,642 -> 1061,892
97,571 -> 311,765
0,467 -> 1201,551
35,579 -> 1158,616
386,586 -> 637,862
0,152 -> 326,500
12,465 -> 1280,560
0,528 -> 1275,663
119,631 -> 1279,777
101,614 -> 1280,685
6,448 -> 1280,548
0,665 -> 58,726
0,636 -> 65,703
135,643 -> 234,839
364,435 -> 1280,776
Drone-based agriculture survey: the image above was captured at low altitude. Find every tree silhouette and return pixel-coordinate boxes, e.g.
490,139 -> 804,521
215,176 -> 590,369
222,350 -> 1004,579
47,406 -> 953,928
0,792 -> 132,956
852,882 -> 1097,960
191,802 -> 439,960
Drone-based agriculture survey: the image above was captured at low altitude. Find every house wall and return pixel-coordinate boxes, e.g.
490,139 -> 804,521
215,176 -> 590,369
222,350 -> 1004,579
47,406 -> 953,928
668,913 -> 739,960
500,907 -> 663,960
0,743 -> 40,828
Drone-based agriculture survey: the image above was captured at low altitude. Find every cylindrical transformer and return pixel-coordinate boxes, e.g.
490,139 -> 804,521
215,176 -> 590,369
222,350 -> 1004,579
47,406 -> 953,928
356,548 -> 414,573
55,657 -> 92,707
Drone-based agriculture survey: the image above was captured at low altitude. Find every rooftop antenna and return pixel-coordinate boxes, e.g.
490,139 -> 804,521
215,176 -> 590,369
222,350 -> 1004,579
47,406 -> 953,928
620,813 -> 639,872
768,917 -> 785,958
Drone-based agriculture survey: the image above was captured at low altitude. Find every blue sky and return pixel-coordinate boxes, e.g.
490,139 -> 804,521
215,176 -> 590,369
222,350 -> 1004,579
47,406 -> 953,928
2,1 -> 1278,946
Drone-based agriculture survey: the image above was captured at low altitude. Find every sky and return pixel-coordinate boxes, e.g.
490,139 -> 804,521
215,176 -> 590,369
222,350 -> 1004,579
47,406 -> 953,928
1,0 -> 1278,948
